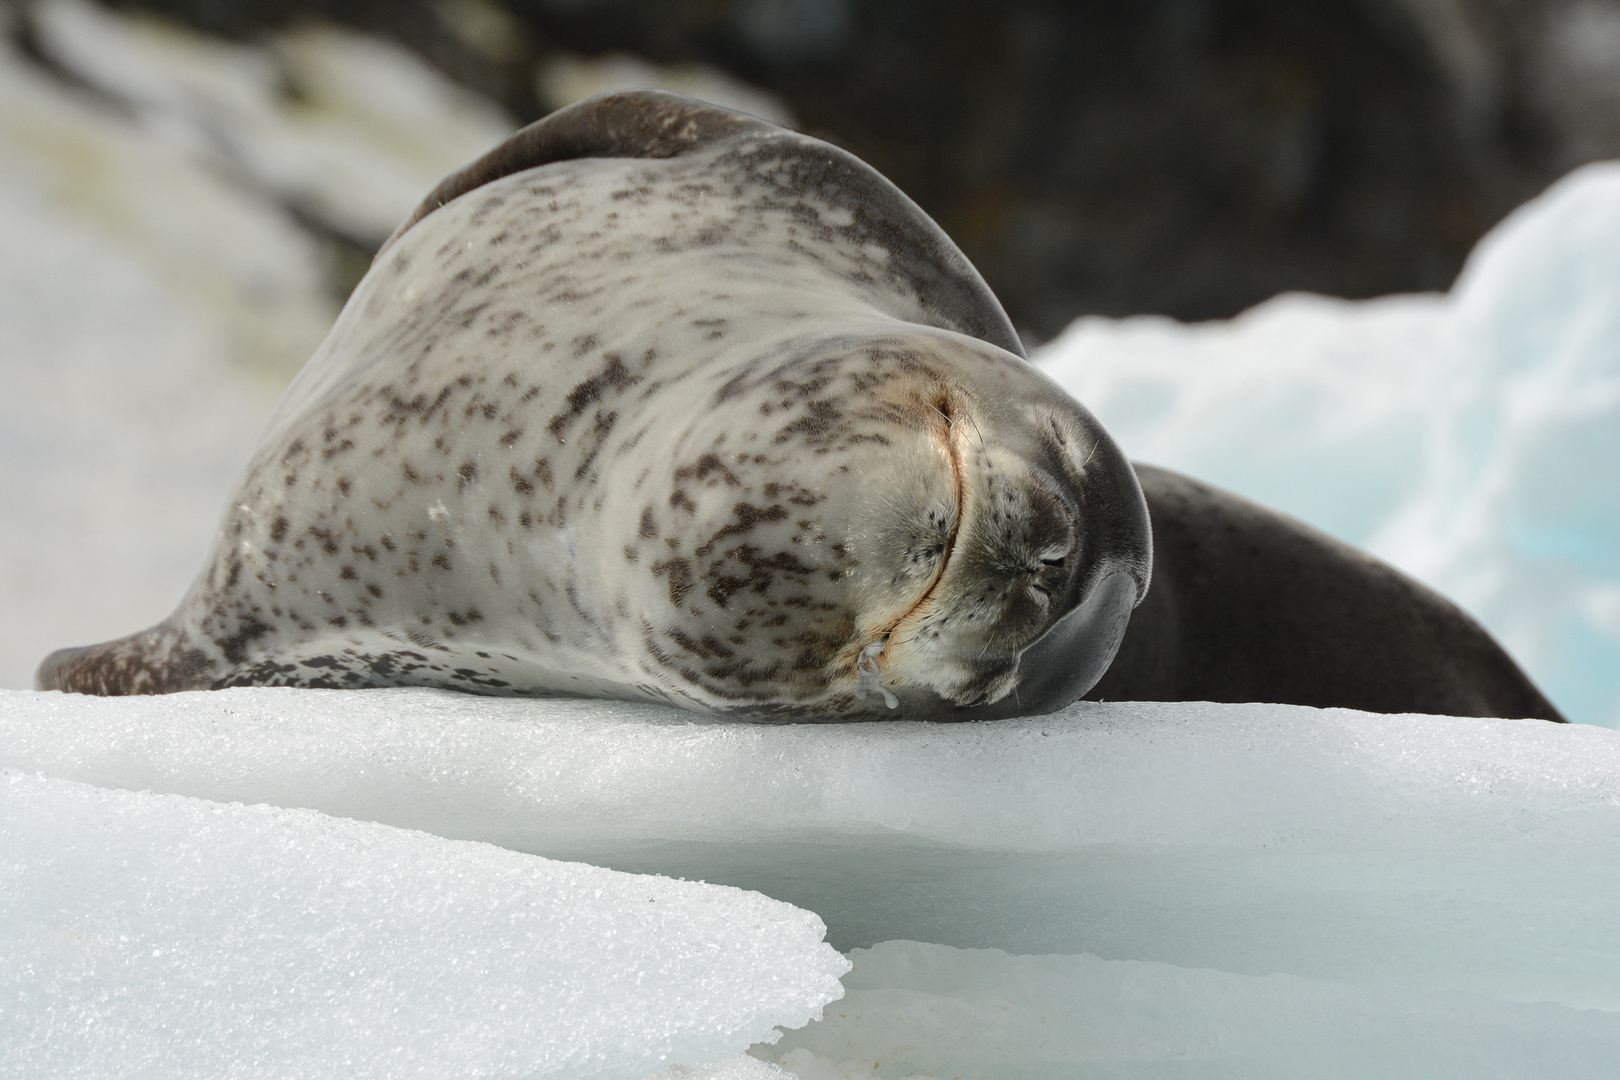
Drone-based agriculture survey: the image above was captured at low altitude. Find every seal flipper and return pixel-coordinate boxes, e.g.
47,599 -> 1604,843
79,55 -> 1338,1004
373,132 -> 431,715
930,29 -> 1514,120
35,624 -> 212,695
380,89 -> 1025,357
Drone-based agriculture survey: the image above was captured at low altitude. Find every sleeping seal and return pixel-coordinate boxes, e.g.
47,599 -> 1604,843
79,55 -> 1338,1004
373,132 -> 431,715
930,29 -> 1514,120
36,90 -> 1152,720
37,91 -> 1562,723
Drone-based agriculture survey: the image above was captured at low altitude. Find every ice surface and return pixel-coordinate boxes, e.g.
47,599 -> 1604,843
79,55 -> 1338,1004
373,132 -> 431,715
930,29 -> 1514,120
6,688 -> 1619,1014
653,1058 -> 791,1080
1037,163 -> 1620,727
9,687 -> 1620,1075
761,941 -> 1620,1080
0,767 -> 847,1080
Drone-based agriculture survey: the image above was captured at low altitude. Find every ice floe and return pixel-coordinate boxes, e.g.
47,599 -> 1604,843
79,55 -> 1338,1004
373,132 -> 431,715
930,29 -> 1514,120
4,687 -> 1618,1076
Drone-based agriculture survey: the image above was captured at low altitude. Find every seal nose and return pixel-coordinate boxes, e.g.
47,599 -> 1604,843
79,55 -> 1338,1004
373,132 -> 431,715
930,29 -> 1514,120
979,393 -> 1151,719
912,422 -> 1148,720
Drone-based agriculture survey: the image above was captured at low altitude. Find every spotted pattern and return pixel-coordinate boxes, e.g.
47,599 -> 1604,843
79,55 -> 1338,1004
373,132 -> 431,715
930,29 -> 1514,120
38,92 -> 1149,718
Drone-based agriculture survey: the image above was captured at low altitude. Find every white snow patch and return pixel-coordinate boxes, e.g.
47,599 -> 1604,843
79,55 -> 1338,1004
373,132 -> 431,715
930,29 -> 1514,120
0,767 -> 847,1080
652,1057 -> 793,1080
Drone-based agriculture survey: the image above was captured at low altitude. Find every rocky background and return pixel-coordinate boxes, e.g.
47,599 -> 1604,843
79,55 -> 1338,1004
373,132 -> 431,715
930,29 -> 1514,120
23,0 -> 1611,344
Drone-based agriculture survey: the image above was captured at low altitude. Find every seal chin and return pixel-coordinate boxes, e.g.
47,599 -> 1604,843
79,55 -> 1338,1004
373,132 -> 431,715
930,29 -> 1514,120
871,568 -> 1138,722
968,568 -> 1139,718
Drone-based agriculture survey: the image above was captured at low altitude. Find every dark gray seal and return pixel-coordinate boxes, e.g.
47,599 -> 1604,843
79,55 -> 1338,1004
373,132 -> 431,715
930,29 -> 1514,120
36,90 -> 1151,720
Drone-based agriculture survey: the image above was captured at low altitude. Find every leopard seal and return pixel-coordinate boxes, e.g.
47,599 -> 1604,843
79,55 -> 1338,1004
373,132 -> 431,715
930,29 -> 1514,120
36,90 -> 1152,720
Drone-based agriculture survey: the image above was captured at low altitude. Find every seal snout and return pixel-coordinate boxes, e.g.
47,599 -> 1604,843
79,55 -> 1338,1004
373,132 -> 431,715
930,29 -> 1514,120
1005,567 -> 1140,712
877,453 -> 1086,709
868,340 -> 1151,719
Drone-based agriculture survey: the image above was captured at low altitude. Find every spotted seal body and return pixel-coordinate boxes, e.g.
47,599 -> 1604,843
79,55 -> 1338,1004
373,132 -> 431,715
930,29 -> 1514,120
37,91 -> 1151,720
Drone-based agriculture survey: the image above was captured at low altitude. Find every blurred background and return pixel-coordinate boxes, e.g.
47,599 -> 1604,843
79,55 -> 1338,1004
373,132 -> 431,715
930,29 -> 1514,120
23,0 -> 1620,339
2,0 -> 1618,722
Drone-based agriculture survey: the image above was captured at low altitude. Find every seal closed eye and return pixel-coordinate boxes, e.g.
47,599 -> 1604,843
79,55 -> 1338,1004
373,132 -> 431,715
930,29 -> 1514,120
36,90 -> 1151,720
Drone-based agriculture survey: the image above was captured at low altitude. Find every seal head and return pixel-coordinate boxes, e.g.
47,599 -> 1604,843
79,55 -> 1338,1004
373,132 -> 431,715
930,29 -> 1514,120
618,328 -> 1149,719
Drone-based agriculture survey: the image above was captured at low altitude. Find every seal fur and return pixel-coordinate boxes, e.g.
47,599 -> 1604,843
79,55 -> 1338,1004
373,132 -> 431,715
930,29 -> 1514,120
1088,465 -> 1566,721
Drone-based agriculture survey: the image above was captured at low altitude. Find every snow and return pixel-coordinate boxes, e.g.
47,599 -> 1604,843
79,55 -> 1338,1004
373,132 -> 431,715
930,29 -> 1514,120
1036,163 -> 1620,727
7,687 -> 1618,1009
1,766 -> 846,1080
653,1060 -> 789,1080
